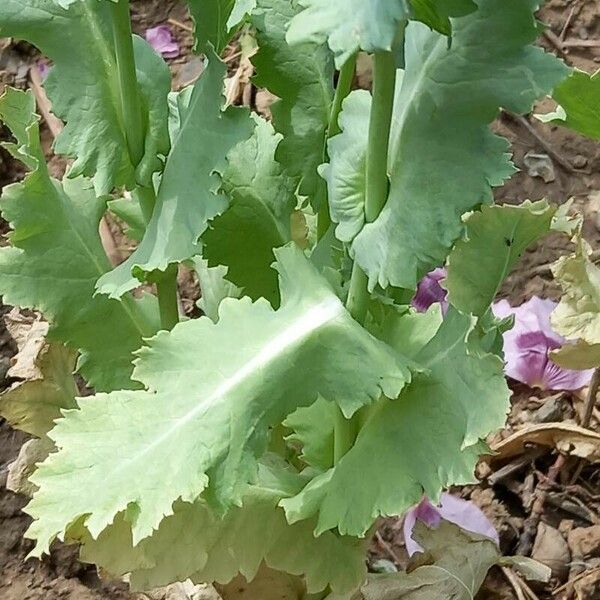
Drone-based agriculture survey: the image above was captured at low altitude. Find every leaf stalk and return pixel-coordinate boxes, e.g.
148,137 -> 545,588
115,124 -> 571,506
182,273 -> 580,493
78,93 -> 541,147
317,53 -> 358,240
346,50 -> 398,323
110,0 -> 145,166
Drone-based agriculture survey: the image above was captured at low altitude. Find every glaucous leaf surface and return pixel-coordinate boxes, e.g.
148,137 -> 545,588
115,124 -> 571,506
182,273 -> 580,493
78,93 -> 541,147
0,88 -> 160,391
551,234 -> 600,369
203,115 -> 296,305
281,309 -> 509,536
97,49 -> 254,297
538,69 -> 600,139
322,90 -> 371,243
287,0 -> 411,68
446,201 -> 557,316
410,0 -> 477,36
0,1 -> 171,195
193,257 -> 243,323
350,0 -> 568,291
251,0 -> 334,208
26,246 -> 411,553
77,457 -> 366,596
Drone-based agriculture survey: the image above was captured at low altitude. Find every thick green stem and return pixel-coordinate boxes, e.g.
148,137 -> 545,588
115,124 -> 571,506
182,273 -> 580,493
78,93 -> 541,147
346,51 -> 397,324
134,185 -> 157,224
110,0 -> 144,166
317,54 -> 358,241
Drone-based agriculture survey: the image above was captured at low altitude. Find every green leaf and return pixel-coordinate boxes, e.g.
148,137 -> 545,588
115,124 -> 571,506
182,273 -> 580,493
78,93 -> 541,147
281,309 -> 509,536
77,457 -> 366,596
193,256 -> 243,323
186,0 -> 237,52
0,313 -> 77,438
410,0 -> 477,36
537,69 -> 600,139
108,196 -> 146,242
287,0 -> 410,68
25,245 -> 411,553
446,201 -> 557,316
228,0 -> 257,29
338,521 -> 500,600
284,397 -> 337,470
96,49 -> 254,297
203,115 -> 297,305
0,2 -> 171,195
551,234 -> 600,370
350,0 -> 568,291
321,90 -> 370,243
0,88 -> 160,391
251,0 -> 334,208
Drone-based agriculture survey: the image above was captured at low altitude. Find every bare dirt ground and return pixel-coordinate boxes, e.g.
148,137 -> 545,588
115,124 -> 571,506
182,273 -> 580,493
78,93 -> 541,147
1,1 -> 600,599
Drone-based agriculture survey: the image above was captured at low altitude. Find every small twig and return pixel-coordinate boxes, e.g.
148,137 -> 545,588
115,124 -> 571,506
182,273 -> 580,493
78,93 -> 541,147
517,453 -> 567,556
559,3 -> 580,41
168,17 -> 193,33
487,448 -> 546,486
562,38 -> 600,48
570,368 -> 600,485
375,531 -> 401,566
28,64 -> 121,266
502,111 -> 577,174
553,566 -> 600,595
519,576 -> 541,600
502,567 -> 528,600
543,29 -> 569,57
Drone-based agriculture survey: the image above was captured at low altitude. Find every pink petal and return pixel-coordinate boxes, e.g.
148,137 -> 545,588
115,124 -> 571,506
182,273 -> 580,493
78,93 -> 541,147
37,60 -> 51,80
492,297 -> 593,391
403,493 -> 499,556
412,268 -> 448,314
145,25 -> 180,59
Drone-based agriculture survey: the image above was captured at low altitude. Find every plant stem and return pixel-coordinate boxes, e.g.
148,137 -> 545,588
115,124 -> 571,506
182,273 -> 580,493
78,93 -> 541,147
317,53 -> 358,240
110,0 -> 144,166
328,53 -> 358,138
156,265 -> 180,331
346,51 -> 397,323
134,185 -> 157,224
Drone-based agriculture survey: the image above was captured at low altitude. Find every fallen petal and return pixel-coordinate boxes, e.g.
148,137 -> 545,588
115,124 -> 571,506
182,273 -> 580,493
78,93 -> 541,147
403,493 -> 499,556
145,25 -> 180,59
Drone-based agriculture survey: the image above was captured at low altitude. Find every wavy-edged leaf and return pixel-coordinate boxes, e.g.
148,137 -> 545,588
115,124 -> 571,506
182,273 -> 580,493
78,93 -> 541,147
446,201 -> 557,316
77,457 -> 366,596
551,234 -> 600,370
203,115 -> 296,305
0,1 -> 171,195
26,245 -> 411,553
537,69 -> 600,139
0,88 -> 160,391
287,0 -> 478,68
96,49 -> 254,297
351,0 -> 568,291
0,313 -> 77,438
287,0 -> 410,68
193,257 -> 243,323
322,90 -> 370,243
251,0 -> 334,208
281,309 -> 509,536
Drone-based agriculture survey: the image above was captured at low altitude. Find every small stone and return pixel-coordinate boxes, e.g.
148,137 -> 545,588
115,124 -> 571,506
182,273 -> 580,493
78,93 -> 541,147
572,154 -> 588,169
568,526 -> 600,558
532,522 -> 570,580
524,152 -> 556,183
578,27 -> 589,40
533,394 -> 564,423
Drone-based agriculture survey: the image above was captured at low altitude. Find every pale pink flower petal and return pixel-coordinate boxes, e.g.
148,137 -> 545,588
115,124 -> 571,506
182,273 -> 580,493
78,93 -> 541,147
412,268 -> 448,314
403,493 -> 499,556
493,297 -> 593,391
145,25 -> 179,59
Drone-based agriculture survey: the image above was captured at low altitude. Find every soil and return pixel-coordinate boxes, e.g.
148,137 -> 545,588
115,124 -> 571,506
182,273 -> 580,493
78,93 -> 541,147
1,1 -> 600,599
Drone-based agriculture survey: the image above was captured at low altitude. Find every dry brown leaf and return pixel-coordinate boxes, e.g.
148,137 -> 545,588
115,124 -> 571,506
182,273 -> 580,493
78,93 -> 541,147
488,422 -> 600,463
